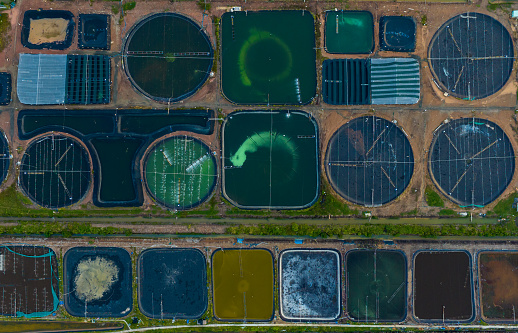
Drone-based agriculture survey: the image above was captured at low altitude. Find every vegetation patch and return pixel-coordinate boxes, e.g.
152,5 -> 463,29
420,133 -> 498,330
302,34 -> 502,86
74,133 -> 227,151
0,13 -> 10,53
492,192 -> 518,217
227,221 -> 518,239
438,209 -> 456,216
425,186 -> 444,207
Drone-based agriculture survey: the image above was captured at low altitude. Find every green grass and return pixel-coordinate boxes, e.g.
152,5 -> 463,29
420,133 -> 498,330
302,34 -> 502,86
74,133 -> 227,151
227,221 -> 518,238
285,188 -> 358,217
122,1 -> 136,11
111,5 -> 119,14
492,192 -> 518,217
0,13 -> 10,53
212,16 -> 219,73
425,186 -> 444,207
439,209 -> 456,216
400,209 -> 419,216
197,0 -> 211,11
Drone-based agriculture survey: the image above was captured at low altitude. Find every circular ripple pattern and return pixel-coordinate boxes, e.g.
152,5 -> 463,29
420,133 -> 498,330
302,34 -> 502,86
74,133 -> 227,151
325,116 -> 414,206
20,135 -> 91,208
429,118 -> 514,207
123,13 -> 213,103
428,12 -> 514,100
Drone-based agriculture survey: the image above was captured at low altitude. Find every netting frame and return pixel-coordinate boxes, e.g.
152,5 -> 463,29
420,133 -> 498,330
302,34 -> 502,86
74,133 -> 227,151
324,115 -> 415,207
18,133 -> 92,209
427,12 -> 514,100
427,117 -> 515,207
121,12 -> 214,104
142,135 -> 218,210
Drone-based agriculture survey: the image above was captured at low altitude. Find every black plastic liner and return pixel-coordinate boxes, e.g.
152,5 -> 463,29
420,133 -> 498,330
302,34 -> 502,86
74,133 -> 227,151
21,10 -> 74,50
428,12 -> 514,100
0,72 -> 11,105
18,109 -> 214,207
379,16 -> 416,52
64,247 -> 132,318
78,14 -> 110,50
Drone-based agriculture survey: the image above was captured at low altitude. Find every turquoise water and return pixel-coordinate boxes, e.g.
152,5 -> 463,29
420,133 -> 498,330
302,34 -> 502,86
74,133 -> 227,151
326,11 -> 374,54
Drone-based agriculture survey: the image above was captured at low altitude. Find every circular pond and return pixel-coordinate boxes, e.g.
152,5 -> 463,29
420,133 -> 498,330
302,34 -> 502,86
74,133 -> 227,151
325,116 -> 414,206
20,135 -> 91,208
144,135 -> 217,210
428,118 -> 514,207
123,13 -> 213,102
428,12 -> 514,100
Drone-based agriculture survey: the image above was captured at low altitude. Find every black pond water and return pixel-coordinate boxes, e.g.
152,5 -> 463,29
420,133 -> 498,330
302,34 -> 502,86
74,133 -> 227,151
78,14 -> 110,50
123,13 -> 213,102
414,251 -> 473,322
379,16 -> 416,52
325,116 -> 414,206
19,135 -> 91,208
138,248 -> 207,319
64,247 -> 132,318
428,118 -> 514,207
18,109 -> 213,207
428,12 -> 513,100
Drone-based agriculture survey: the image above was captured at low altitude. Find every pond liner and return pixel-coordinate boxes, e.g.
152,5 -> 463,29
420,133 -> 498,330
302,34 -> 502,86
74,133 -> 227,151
477,250 -> 518,322
220,10 -> 316,105
325,115 -> 414,206
221,110 -> 319,209
412,250 -> 475,323
211,248 -> 275,322
279,249 -> 341,322
143,136 -> 217,210
21,10 -> 75,50
19,135 -> 91,209
122,13 -> 213,103
17,109 -> 214,207
428,117 -> 514,207
428,12 -> 514,100
324,10 -> 374,54
137,248 -> 207,319
78,14 -> 110,50
379,16 -> 416,52
63,247 -> 132,318
345,249 -> 407,322
0,72 -> 11,105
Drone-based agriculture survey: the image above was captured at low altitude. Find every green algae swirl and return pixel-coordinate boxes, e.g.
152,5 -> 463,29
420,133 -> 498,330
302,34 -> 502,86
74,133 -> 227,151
238,28 -> 293,87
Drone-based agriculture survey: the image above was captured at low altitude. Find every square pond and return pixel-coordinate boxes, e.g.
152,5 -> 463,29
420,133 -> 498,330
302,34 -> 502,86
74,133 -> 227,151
138,248 -> 207,319
63,247 -> 132,318
280,249 -> 341,321
212,249 -> 274,321
221,10 -> 316,104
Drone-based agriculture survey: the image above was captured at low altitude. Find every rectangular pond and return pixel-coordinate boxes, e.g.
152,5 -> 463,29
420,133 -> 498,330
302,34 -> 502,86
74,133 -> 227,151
0,245 -> 59,317
138,248 -> 207,319
325,11 -> 374,54
413,251 -> 474,322
212,249 -> 274,321
346,249 -> 407,322
280,249 -> 340,321
479,251 -> 518,322
221,10 -> 316,104
222,110 -> 319,209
